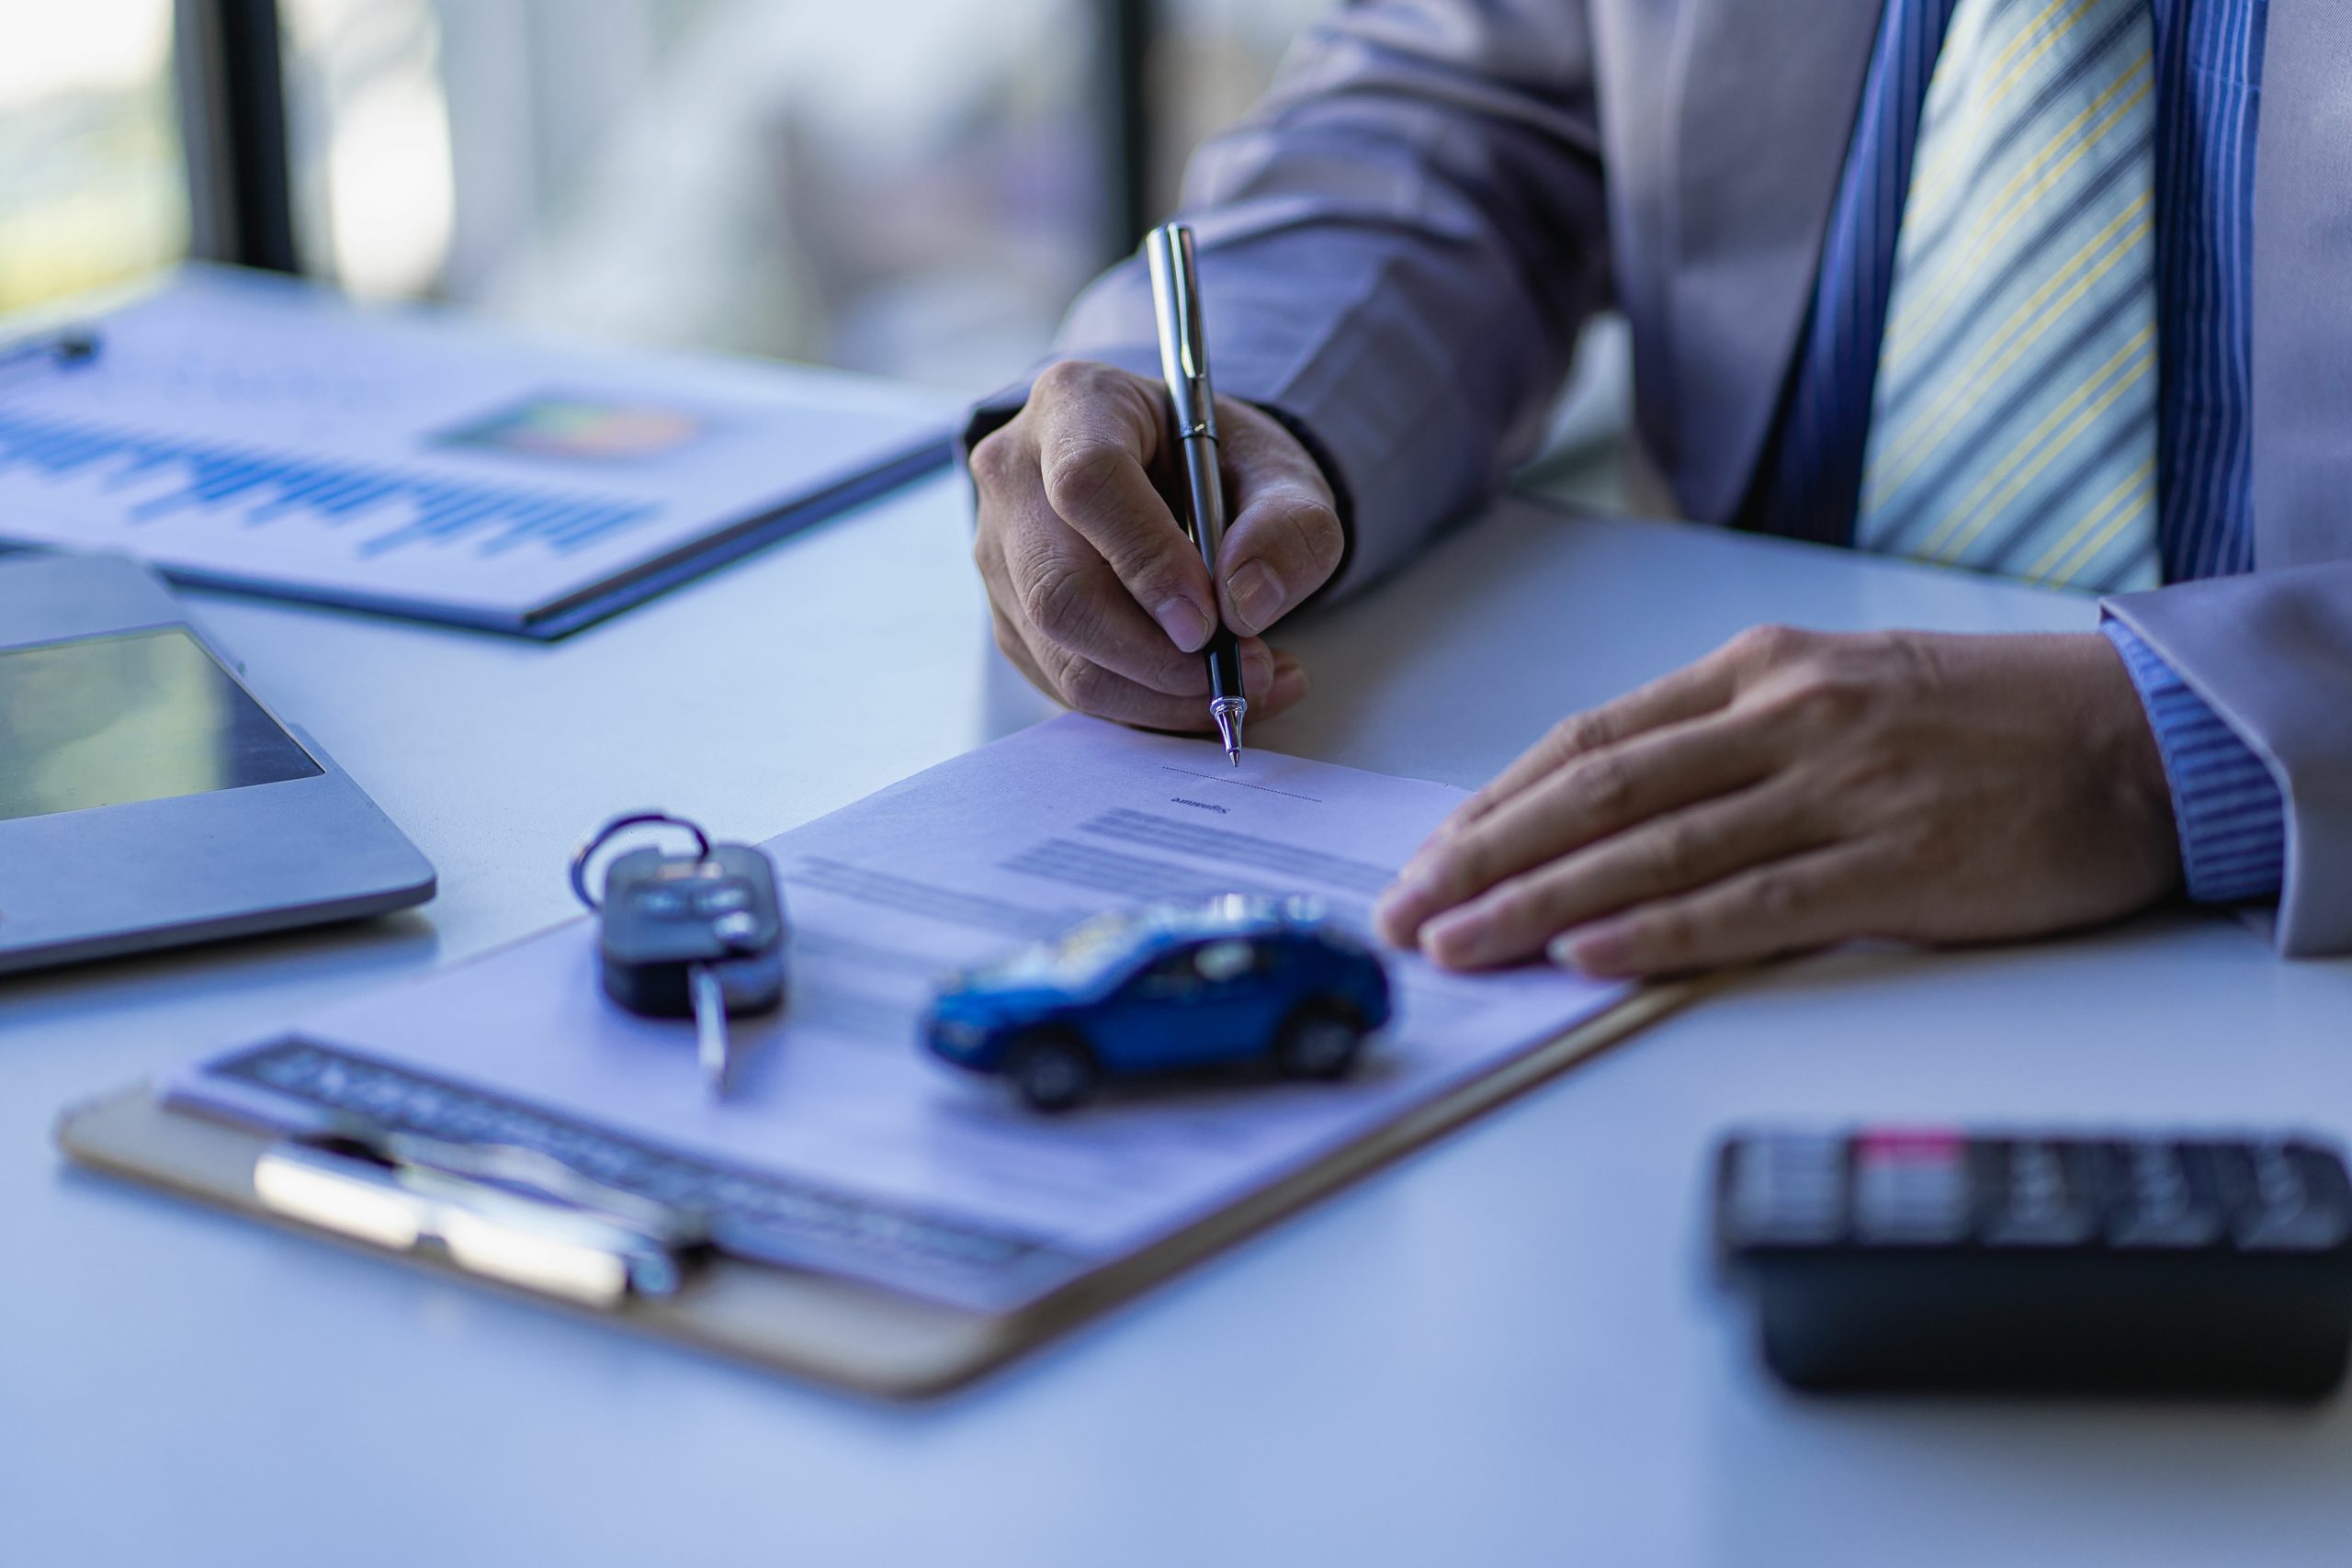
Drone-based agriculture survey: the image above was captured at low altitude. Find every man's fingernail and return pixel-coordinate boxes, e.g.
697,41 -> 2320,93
1373,877 -> 1430,936
1421,905 -> 1492,964
1552,924 -> 1630,976
1154,596 -> 1213,652
1225,560 -> 1284,633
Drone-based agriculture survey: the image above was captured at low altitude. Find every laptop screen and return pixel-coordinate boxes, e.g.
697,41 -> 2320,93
0,626 -> 322,823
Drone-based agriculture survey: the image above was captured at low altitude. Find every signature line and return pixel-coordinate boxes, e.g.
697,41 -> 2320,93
1160,764 -> 1324,804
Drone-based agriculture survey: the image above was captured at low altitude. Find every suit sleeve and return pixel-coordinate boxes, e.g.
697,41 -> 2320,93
1031,0 -> 1612,595
2102,561 -> 2352,956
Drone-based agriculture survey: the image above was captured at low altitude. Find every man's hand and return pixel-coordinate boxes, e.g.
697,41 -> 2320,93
970,360 -> 1342,729
1374,626 -> 2183,978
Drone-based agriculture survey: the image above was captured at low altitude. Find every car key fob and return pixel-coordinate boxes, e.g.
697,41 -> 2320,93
597,841 -> 787,1020
572,813 -> 787,1099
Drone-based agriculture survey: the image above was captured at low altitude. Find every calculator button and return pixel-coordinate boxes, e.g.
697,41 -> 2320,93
1852,1129 -> 1971,1244
1725,1134 -> 1847,1244
1981,1139 -> 2098,1247
694,884 -> 752,916
2218,1142 -> 2352,1253
2104,1140 -> 2225,1249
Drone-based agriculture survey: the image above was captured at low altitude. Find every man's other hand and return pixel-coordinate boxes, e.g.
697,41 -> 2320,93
1374,627 -> 2184,977
970,360 -> 1342,729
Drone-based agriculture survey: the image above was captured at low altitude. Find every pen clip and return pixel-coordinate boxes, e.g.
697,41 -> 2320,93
1170,231 -> 1208,382
1146,223 -> 1216,439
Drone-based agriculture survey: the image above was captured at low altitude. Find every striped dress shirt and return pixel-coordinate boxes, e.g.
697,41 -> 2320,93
1750,0 -> 2281,904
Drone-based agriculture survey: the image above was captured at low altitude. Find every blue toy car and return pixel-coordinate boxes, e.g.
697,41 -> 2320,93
923,894 -> 1393,1111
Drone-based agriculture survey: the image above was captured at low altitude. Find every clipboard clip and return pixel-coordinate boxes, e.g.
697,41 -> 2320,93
252,1118 -> 709,1308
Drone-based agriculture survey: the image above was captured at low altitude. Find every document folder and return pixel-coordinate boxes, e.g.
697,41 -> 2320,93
0,267 -> 957,637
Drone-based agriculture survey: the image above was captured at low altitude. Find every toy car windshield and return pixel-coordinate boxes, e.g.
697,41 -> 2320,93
965,894 -> 1331,992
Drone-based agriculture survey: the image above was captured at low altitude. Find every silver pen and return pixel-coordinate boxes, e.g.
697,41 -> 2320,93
1145,222 -> 1246,764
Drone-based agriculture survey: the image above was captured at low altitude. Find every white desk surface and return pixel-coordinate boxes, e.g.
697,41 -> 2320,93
6,475 -> 2348,1568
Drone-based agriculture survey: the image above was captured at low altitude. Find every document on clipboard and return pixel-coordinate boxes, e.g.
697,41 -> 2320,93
0,266 -> 956,637
157,716 -> 1637,1318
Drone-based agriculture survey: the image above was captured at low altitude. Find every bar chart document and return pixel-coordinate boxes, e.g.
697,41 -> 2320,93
174,717 -> 1634,1309
0,267 -> 955,635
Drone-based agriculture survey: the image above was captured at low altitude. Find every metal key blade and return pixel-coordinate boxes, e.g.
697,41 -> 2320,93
687,964 -> 730,1100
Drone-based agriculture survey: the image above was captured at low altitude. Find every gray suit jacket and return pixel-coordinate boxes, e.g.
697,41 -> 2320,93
1045,0 -> 2352,956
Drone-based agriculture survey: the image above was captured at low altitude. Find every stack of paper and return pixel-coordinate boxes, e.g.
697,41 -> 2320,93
0,267 -> 956,636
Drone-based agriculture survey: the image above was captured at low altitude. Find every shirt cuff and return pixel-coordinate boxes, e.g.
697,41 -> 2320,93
2100,618 -> 2286,905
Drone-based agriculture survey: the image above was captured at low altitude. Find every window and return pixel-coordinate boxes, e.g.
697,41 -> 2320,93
0,0 -> 187,312
1131,947 -> 1205,1000
1193,938 -> 1256,984
275,0 -> 1326,386
277,0 -> 1116,389
0,1 -> 1331,384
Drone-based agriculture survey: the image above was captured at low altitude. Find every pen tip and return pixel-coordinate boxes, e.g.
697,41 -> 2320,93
1210,696 -> 1246,764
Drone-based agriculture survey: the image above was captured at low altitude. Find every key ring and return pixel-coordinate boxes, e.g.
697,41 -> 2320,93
569,810 -> 713,911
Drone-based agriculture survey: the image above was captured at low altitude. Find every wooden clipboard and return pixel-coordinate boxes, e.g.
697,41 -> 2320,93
55,978 -> 1707,1401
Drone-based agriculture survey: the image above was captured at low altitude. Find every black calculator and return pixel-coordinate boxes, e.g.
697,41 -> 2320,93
1714,1127 -> 2352,1400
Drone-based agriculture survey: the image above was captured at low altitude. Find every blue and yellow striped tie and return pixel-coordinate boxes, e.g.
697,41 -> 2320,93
1858,0 -> 2161,592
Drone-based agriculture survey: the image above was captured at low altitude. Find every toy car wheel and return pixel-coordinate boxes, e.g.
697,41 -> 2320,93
1273,1001 -> 1365,1080
1008,1032 -> 1099,1111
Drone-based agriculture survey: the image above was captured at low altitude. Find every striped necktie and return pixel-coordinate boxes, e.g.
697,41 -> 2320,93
1857,0 -> 2161,592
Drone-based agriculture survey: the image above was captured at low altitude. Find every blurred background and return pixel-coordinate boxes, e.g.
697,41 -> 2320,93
0,0 -> 1322,392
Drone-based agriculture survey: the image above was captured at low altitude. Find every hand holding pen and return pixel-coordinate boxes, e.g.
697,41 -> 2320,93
966,241 -> 1342,739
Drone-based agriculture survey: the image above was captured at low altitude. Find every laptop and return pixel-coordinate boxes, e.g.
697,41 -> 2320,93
0,553 -> 434,974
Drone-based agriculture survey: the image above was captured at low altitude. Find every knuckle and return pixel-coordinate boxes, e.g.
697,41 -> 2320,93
1030,358 -> 1098,403
1775,665 -> 1874,730
1648,817 -> 1707,881
1119,550 -> 1192,612
1480,882 -> 1538,942
1747,869 -> 1807,925
1421,840 -> 1486,904
1453,835 -> 1506,892
1282,500 -> 1344,574
1729,622 -> 1806,667
1058,658 -> 1117,714
1551,711 -> 1611,761
1575,754 -> 1638,818
968,427 -> 1025,490
1041,440 -> 1125,522
1019,557 -> 1098,647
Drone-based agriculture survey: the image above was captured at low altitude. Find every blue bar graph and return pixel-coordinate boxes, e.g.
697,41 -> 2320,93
0,408 -> 661,558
